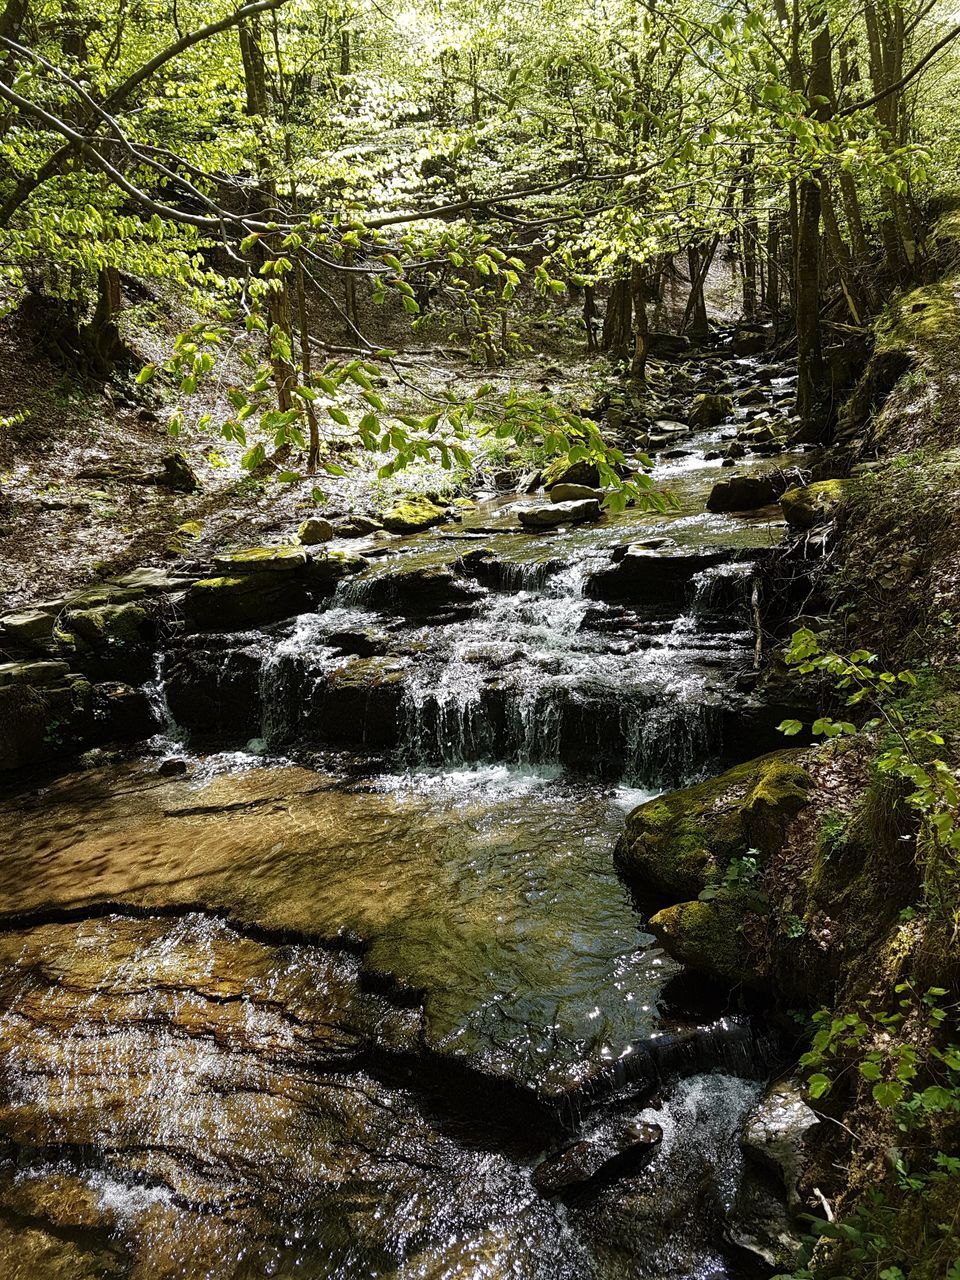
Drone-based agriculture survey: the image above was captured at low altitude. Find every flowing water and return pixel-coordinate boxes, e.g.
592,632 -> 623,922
0,352 -> 804,1278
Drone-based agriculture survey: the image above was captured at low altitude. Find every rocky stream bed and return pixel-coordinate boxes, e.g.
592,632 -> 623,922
0,338 -> 827,1279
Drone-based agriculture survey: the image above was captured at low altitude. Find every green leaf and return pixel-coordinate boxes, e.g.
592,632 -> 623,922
872,1081 -> 904,1108
807,1073 -> 832,1099
778,719 -> 803,736
136,363 -> 156,385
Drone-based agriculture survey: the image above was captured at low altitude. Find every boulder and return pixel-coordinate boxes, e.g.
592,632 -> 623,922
297,517 -> 335,545
54,602 -> 155,682
689,393 -> 733,429
548,483 -> 604,503
381,496 -> 447,534
518,499 -> 600,529
780,479 -> 852,530
186,573 -> 307,629
648,899 -> 753,984
615,749 -> 814,900
541,456 -> 601,489
0,663 -> 92,771
741,1080 -> 820,1206
706,473 -> 783,513
214,546 -> 307,574
91,681 -> 159,742
157,450 -> 199,492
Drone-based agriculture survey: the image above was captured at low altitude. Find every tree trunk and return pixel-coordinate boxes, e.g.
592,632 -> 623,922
601,278 -> 631,363
630,262 -> 649,381
742,163 -> 759,320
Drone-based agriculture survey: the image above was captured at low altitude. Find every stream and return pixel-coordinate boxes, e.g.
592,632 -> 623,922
0,346 -> 807,1278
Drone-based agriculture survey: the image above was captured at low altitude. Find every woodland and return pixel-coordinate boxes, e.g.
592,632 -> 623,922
0,1 -> 959,1279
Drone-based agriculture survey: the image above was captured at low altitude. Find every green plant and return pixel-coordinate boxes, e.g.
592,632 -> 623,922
698,851 -> 762,902
778,629 -> 960,912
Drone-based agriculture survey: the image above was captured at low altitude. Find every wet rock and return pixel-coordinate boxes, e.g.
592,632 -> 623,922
91,681 -> 158,742
186,573 -> 308,629
302,656 -> 406,747
780,479 -> 853,530
615,750 -> 814,900
541,457 -> 600,489
326,628 -> 391,657
587,546 -> 728,604
214,546 -> 307,574
302,551 -> 369,592
518,499 -> 600,529
689,394 -> 733,429
157,756 -> 189,776
156,449 -> 199,492
549,483 -> 604,503
533,1121 -> 664,1194
164,643 -> 264,738
737,386 -> 770,407
730,330 -> 768,357
381,495 -> 448,533
517,469 -> 542,494
354,564 -> 485,615
297,516 -> 334,544
332,515 -> 384,538
741,1079 -> 820,1205
706,473 -> 783,513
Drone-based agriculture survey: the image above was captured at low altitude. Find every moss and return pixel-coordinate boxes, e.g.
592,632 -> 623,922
648,899 -> 755,983
780,479 -> 854,530
616,749 -> 814,900
380,495 -> 447,534
214,546 -> 307,573
62,603 -> 148,649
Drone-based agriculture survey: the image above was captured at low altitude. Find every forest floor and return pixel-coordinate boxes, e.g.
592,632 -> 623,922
0,297 -> 603,612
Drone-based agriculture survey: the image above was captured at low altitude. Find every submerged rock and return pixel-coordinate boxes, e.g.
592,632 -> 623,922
519,499 -> 600,529
381,495 -> 447,533
533,1121 -> 663,1195
353,563 -> 484,615
780,479 -> 852,529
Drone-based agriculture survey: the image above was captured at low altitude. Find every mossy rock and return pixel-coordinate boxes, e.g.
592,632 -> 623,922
615,749 -> 814,900
303,551 -> 369,592
213,546 -> 307,574
542,457 -> 601,489
186,573 -> 307,629
381,496 -> 447,534
61,603 -> 149,649
689,393 -> 733,429
297,517 -> 334,545
780,479 -> 853,530
648,899 -> 756,984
